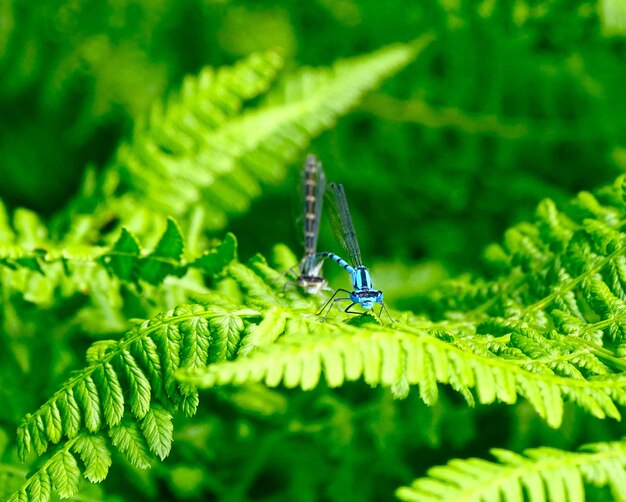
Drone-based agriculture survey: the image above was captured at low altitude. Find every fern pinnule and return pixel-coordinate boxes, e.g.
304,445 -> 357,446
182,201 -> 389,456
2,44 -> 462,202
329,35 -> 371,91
73,433 -> 112,483
139,405 -> 174,461
109,419 -> 153,470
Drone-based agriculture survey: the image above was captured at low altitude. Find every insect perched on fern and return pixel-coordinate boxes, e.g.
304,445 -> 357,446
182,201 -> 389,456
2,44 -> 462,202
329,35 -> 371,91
280,154 -> 394,324
318,182 -> 394,321
296,154 -> 329,294
282,154 -> 329,295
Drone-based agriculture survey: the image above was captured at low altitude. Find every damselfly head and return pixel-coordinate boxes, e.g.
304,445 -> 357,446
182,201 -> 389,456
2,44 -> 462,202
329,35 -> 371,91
297,256 -> 326,295
298,275 -> 328,295
350,289 -> 383,309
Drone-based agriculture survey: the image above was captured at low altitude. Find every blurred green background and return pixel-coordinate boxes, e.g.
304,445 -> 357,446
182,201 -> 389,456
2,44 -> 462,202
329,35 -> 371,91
2,0 -> 625,275
2,1 -> 626,500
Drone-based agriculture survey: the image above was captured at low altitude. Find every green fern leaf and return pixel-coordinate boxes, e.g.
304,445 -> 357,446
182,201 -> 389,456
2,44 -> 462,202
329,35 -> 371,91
100,228 -> 140,281
178,314 -> 210,370
12,169 -> 626,502
16,423 -> 30,462
120,349 -> 152,419
48,450 -> 80,499
137,218 -> 184,284
0,218 -> 240,315
396,440 -> 626,502
117,50 -> 284,219
217,40 -> 428,188
26,470 -> 51,502
108,38 -> 431,233
72,433 -> 111,483
176,309 -> 626,428
57,389 -> 82,440
75,376 -> 102,433
42,403 -> 63,445
139,405 -> 173,461
208,308 -> 250,362
109,420 -> 152,470
131,336 -> 164,402
16,304 -> 257,461
96,363 -> 125,428
27,470 -> 51,502
151,314 -> 183,404
31,415 -> 48,456
192,232 -> 237,275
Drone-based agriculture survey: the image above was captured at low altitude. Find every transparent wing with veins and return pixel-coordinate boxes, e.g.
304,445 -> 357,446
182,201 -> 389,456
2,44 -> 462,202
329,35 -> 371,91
325,182 -> 363,268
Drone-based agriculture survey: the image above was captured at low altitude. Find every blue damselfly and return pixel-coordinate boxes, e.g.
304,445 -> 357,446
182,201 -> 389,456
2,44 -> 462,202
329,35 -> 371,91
317,183 -> 393,321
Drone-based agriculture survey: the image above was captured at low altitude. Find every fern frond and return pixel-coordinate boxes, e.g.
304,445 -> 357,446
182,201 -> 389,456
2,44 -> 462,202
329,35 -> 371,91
111,38 -> 432,231
119,50 -> 283,215
8,432 -> 110,502
175,313 -> 626,428
424,175 -> 626,349
396,439 -> 626,502
16,304 -> 259,461
0,218 -> 237,303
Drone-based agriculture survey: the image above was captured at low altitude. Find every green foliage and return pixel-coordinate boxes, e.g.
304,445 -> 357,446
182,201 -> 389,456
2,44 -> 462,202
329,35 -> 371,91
3,1 -> 624,269
8,433 -> 111,502
11,304 -> 258,501
72,177 -> 626,498
176,175 -> 626,497
2,3 -> 626,501
66,38 -> 430,244
9,170 -> 626,499
1,37 -> 421,500
177,175 -> 626,430
176,312 -> 626,429
0,205 -> 236,299
396,440 -> 626,502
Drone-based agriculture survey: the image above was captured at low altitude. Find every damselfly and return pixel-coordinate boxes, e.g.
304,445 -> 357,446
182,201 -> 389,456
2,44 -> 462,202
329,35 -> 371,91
289,154 -> 328,294
317,183 -> 393,321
